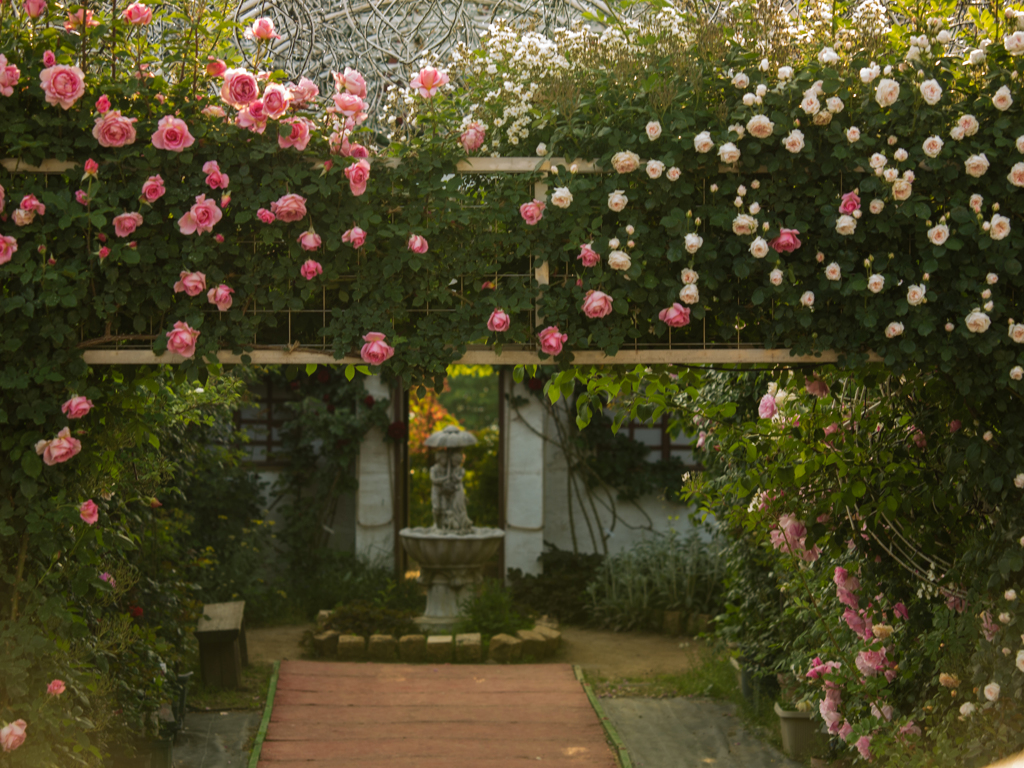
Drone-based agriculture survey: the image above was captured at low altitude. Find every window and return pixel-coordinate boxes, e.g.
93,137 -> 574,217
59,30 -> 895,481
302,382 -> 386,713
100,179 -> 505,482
623,415 -> 700,469
234,378 -> 298,465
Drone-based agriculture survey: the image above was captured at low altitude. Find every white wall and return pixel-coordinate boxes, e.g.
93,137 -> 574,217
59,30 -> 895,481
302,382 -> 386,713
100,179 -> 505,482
502,379 -> 546,576
354,375 -> 395,563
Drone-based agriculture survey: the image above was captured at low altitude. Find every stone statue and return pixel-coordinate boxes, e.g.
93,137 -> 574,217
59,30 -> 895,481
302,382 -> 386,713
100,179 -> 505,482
430,450 -> 473,533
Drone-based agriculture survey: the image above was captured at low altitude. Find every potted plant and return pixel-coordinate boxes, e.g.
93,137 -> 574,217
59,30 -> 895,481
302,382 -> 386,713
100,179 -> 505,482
774,698 -> 829,761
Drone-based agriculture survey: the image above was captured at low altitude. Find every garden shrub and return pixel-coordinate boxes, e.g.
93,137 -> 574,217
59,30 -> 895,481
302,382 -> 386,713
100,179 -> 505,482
455,579 -> 533,638
508,542 -> 604,624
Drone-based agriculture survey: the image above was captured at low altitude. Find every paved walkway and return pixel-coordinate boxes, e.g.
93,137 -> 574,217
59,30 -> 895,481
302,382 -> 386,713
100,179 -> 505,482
258,660 -> 618,768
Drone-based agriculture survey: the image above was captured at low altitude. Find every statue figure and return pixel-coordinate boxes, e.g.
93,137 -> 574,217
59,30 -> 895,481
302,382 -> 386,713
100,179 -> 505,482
429,449 -> 473,533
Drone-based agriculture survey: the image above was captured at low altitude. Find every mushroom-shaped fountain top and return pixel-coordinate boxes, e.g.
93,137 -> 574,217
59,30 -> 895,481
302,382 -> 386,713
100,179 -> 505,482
424,424 -> 477,449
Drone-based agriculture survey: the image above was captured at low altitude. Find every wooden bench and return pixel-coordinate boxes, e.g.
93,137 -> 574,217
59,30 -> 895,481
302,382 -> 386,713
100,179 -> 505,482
195,601 -> 248,689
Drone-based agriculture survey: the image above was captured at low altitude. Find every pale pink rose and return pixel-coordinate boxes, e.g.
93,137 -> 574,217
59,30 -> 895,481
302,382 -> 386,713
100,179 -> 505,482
984,682 -> 1001,702
783,129 -> 805,153
769,228 -> 801,253
64,8 -> 98,29
958,114 -> 980,136
47,679 -> 66,696
257,208 -> 276,224
921,135 -> 943,158
684,233 -> 703,254
0,720 -> 27,751
769,268 -> 783,286
966,310 -> 991,333
732,214 -> 757,236
611,151 -> 641,174
342,226 -> 366,248
875,78 -> 900,108
334,67 -> 367,98
297,230 -> 321,251
206,59 -> 227,77
39,64 -> 85,109
869,199 -> 885,214
79,500 -> 99,524
964,153 -> 990,177
800,93 -> 821,115
550,187 -> 572,209
577,243 -> 600,267
138,176 -> 165,204
538,325 -> 568,355
92,110 -> 137,148
61,395 -> 94,419
201,104 -> 226,118
927,223 -> 950,245
846,126 -> 861,143
487,309 -> 511,332
408,234 -> 429,253
113,211 -> 144,238
207,284 -> 234,311
693,131 -> 714,153
658,303 -> 691,327
345,159 -> 371,196
1007,30 -> 1024,55
331,92 -> 367,119
0,235 -> 19,265
202,160 -> 230,190
221,69 -> 259,106
165,321 -> 199,357
360,332 -> 395,364
411,66 -> 449,98
919,79 -> 943,105
800,291 -> 815,308
758,394 -> 777,419
885,321 -> 905,338
271,194 -> 307,222
839,191 -> 860,214
173,271 -> 206,297
667,167 -> 681,181
35,426 -> 82,465
289,77 -> 319,105
990,214 -> 1011,240
825,262 -> 842,281
855,736 -> 872,761
745,114 -> 774,139
681,268 -> 699,285
13,209 -> 35,227
645,121 -> 662,141
520,199 -> 546,225
151,115 -> 195,152
460,121 -> 486,153
608,250 -> 631,271
22,0 -> 46,18
122,2 -> 152,24
607,190 -> 628,212
99,572 -> 116,588
718,142 -> 741,164
646,160 -> 665,179
178,195 -> 221,235
749,238 -> 769,259
679,284 -> 699,304
278,118 -> 312,151
299,259 -> 323,280
993,85 -> 1014,112
906,284 -> 926,305
1008,162 -> 1024,187
246,17 -> 280,40
892,179 -> 913,201
582,290 -> 613,318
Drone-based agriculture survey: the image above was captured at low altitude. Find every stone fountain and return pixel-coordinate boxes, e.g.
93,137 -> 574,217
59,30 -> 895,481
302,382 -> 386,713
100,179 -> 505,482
400,425 -> 505,632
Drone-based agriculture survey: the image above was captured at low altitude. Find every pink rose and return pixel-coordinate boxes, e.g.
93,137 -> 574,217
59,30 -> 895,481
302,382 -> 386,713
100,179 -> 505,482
178,195 -> 222,235
95,94 -> 110,113
78,500 -> 99,525
202,160 -> 230,190
806,378 -> 829,397
300,259 -> 323,280
42,50 -> 55,67
460,121 -> 486,153
220,69 -> 259,106
23,0 -> 46,18
758,394 -> 777,419
487,309 -> 510,332
290,77 -> 320,105
582,290 -> 613,318
97,246 -> 110,260
165,321 -> 200,357
0,55 -> 20,97
83,158 -> 99,178
0,235 -> 19,265
262,83 -> 291,118
411,66 -> 449,98
538,326 -> 568,355
141,175 -> 165,203
151,115 -> 195,152
838,191 -> 860,214
345,159 -> 371,196
75,190 -> 89,205
408,234 -> 429,253
61,395 -> 94,419
331,92 -> 367,119
207,284 -> 234,311
100,572 -> 116,588
520,199 -> 545,225
342,226 -> 366,248
39,64 -> 85,109
34,426 -> 82,466
246,17 -> 280,40
20,194 -> 45,215
577,243 -> 600,267
769,228 -> 801,253
334,67 -> 367,98
122,2 -> 152,24
206,59 -> 227,77
113,211 -> 144,238
360,332 -> 395,365
257,208 -> 276,224
173,271 -> 207,297
47,679 -> 66,696
236,100 -> 268,133
658,303 -> 691,327
0,720 -> 27,752
279,117 -> 312,151
298,230 -> 321,251
271,194 -> 307,222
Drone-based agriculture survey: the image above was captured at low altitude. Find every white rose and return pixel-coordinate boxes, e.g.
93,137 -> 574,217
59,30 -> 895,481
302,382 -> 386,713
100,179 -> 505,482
646,160 -> 665,179
966,310 -> 992,333
969,48 -> 987,65
681,268 -> 699,285
749,237 -> 769,258
756,84 -> 768,98
869,152 -> 887,169
922,135 -> 944,158
993,85 -> 1014,112
868,274 -> 885,293
885,321 -> 905,338
971,194 -> 984,213
965,153 -> 990,177
611,151 -> 640,174
729,123 -> 746,139
836,214 -> 857,235
732,214 -> 757,236
1006,30 -> 1024,55
984,682 -> 1001,702
1010,323 -> 1024,343
895,148 -> 909,162
747,114 -> 774,139
825,262 -> 841,280
608,250 -> 632,270
1018,135 -> 1024,154
679,284 -> 700,304
749,202 -> 761,215
847,126 -> 861,143
938,29 -> 951,43
645,120 -> 662,141
684,233 -> 703,254
759,58 -> 769,72
884,167 -> 899,182
550,187 -> 573,209
801,93 -> 821,115
906,284 -> 926,305
800,291 -> 815,308
991,214 -> 1011,240
778,66 -> 794,80
608,190 -> 629,212
893,179 -> 913,201
987,273 -> 999,284
1008,162 -> 1024,187
742,93 -> 756,107
818,46 -> 839,65
784,129 -> 805,153
1016,475 -> 1024,489
1008,589 -> 1019,600
770,268 -> 784,286
718,142 -> 741,164
732,71 -> 749,89
870,199 -> 885,214
813,110 -> 833,126
826,96 -> 844,113
919,79 -> 943,105
1018,650 -> 1024,673
950,125 -> 965,141
693,131 -> 714,154
960,702 -> 976,717
860,64 -> 880,83
667,166 -> 681,181
959,114 -> 980,136
608,237 -> 620,249
876,78 -> 901,108
536,142 -> 548,156
928,223 -> 950,245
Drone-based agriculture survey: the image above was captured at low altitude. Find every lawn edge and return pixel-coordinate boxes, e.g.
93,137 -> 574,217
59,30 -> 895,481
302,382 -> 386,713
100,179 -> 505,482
573,664 -> 633,768
247,660 -> 281,768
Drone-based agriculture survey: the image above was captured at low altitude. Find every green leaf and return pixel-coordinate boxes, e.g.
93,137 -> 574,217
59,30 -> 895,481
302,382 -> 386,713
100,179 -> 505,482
851,480 -> 867,498
345,364 -> 355,381
305,363 -> 318,377
20,452 -> 42,479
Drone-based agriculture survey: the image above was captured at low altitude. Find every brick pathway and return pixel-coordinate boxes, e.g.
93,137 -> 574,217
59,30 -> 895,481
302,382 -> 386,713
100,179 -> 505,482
260,660 -> 618,768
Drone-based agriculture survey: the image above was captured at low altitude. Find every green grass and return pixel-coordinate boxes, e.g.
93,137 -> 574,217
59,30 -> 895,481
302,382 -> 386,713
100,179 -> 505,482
187,662 -> 275,712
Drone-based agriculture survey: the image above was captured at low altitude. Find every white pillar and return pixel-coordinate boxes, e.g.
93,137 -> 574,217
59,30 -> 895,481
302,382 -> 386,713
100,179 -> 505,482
504,380 -> 546,577
355,375 -> 395,564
